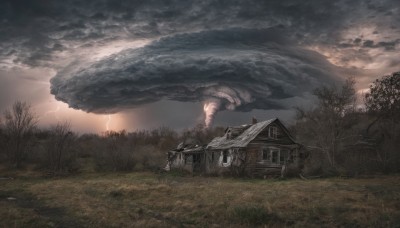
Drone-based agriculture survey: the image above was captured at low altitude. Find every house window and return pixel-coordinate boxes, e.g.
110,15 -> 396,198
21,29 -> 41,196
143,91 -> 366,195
211,152 -> 214,162
268,126 -> 278,139
222,150 -> 228,163
261,147 -> 280,164
270,148 -> 280,164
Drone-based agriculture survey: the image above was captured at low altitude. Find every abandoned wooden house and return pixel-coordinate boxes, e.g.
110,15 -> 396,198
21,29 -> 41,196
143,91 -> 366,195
165,141 -> 206,173
166,118 -> 303,177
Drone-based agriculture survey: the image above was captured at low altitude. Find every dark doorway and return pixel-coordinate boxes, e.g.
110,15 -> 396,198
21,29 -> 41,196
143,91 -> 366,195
193,154 -> 202,172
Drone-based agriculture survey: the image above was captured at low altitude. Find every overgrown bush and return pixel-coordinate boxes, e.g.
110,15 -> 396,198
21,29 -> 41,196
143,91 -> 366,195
0,119 -> 6,162
293,75 -> 400,176
294,78 -> 357,173
2,101 -> 38,168
133,145 -> 165,171
94,130 -> 135,171
43,122 -> 79,175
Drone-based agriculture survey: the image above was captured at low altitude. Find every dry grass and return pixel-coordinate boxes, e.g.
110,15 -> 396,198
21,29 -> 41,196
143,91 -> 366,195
1,172 -> 400,227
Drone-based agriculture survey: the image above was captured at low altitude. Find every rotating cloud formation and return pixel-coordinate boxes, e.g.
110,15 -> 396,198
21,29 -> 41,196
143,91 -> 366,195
51,28 -> 339,127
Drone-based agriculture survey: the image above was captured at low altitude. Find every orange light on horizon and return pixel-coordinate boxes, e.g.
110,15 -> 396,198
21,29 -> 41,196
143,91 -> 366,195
36,100 -> 127,133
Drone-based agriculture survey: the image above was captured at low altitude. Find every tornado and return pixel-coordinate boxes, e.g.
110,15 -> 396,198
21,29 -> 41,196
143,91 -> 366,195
50,27 -> 339,127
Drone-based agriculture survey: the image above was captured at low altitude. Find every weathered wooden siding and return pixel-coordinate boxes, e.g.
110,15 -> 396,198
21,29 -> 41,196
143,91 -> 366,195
170,153 -> 195,172
242,146 -> 278,176
251,122 -> 294,145
242,143 -> 299,177
205,149 -> 232,174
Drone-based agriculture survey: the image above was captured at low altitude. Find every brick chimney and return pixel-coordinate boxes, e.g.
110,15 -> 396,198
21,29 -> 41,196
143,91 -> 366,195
252,117 -> 258,124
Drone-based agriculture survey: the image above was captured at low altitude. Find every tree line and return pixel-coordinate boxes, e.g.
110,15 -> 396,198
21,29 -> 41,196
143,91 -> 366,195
0,72 -> 399,177
0,103 -> 224,175
293,72 -> 400,176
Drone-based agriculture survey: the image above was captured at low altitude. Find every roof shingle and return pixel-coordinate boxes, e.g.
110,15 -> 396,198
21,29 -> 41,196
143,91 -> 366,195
207,118 -> 277,150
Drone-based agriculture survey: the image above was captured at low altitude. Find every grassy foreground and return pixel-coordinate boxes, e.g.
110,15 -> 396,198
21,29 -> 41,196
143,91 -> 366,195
0,171 -> 399,227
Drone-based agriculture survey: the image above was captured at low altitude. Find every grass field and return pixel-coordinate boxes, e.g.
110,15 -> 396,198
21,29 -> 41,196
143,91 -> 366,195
1,171 -> 400,227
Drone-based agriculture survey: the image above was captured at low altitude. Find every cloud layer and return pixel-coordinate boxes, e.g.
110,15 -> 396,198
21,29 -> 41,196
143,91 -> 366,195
1,0 -> 399,70
50,28 -> 340,125
1,0 -> 399,130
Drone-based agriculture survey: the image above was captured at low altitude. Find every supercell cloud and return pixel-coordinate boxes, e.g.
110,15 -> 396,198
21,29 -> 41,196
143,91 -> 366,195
1,0 -> 399,130
50,28 -> 339,127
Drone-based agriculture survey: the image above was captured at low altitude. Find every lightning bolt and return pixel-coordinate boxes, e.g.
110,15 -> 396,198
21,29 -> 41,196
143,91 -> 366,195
42,105 -> 61,121
105,114 -> 112,131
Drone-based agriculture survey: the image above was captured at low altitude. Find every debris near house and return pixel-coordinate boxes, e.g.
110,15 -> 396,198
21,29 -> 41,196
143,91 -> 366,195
166,118 -> 304,178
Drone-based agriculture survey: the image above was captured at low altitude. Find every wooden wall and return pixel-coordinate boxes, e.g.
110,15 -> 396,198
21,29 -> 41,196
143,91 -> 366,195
251,122 -> 295,145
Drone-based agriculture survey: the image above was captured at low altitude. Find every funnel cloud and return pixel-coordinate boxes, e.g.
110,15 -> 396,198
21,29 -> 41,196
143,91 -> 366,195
1,0 -> 400,131
50,28 -> 339,126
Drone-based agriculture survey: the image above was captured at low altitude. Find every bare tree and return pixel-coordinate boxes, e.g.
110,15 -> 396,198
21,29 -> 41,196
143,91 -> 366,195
46,121 -> 77,174
96,130 -> 135,171
3,101 -> 38,168
0,117 -> 5,161
295,78 -> 357,170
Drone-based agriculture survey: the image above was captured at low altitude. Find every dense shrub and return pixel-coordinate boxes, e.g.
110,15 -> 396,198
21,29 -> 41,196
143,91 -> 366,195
94,130 -> 135,171
2,101 -> 38,168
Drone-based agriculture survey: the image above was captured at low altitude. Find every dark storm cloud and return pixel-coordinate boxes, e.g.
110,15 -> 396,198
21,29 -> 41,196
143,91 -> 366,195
0,0 -> 399,130
358,39 -> 400,50
1,0 -> 399,67
50,28 -> 339,117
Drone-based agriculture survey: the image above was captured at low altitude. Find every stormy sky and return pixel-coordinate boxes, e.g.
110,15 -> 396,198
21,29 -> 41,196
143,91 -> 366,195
0,0 -> 399,132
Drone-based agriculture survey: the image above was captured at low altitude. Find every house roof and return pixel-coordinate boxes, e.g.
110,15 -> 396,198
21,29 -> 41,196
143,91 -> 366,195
169,143 -> 205,154
207,118 -> 280,150
179,145 -> 205,153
